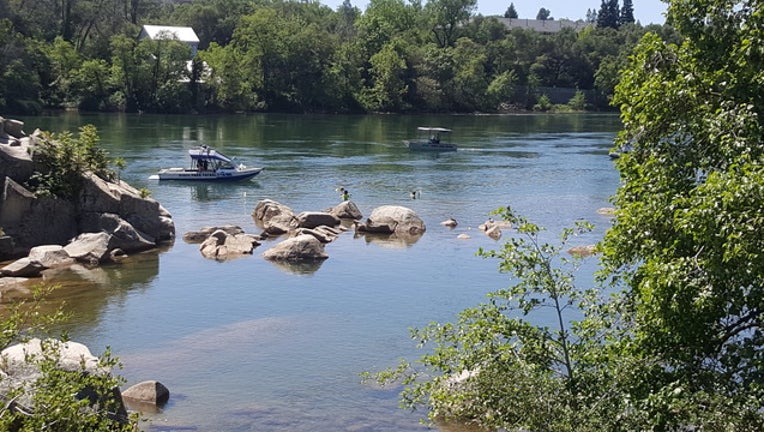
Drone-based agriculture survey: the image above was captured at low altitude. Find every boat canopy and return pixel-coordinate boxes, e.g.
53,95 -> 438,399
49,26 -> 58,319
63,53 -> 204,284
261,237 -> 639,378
416,127 -> 452,133
189,145 -> 235,163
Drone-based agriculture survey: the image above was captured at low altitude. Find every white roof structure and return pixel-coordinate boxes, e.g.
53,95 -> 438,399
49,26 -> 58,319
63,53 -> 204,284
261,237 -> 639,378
139,25 -> 200,43
139,25 -> 200,58
495,18 -> 589,33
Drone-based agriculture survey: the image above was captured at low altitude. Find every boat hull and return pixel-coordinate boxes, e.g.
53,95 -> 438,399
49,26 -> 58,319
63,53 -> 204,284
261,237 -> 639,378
404,140 -> 457,152
155,167 -> 263,181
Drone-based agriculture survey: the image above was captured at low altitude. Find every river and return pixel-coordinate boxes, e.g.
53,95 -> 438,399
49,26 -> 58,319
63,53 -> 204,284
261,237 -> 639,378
12,112 -> 622,431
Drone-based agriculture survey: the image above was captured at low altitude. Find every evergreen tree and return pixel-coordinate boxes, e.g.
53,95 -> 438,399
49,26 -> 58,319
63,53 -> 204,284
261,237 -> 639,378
596,0 -> 609,28
619,0 -> 634,25
586,8 -> 597,23
504,2 -> 518,19
608,0 -> 620,26
596,0 -> 619,28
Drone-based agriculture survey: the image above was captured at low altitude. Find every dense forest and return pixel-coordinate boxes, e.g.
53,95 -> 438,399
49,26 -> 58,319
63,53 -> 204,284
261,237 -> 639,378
0,0 -> 676,115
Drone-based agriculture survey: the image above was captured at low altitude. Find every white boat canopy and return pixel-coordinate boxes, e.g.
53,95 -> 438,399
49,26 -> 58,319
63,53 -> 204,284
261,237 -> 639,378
416,127 -> 452,133
189,145 -> 235,164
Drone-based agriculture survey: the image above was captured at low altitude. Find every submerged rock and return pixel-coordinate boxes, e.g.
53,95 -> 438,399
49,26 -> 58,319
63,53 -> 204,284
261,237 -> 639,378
567,244 -> 598,257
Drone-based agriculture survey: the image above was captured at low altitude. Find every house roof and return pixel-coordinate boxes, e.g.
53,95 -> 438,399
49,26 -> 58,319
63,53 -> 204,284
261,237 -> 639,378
140,25 -> 200,43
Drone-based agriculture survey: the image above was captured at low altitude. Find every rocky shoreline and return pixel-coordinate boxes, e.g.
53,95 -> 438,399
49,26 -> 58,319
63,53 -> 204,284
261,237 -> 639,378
0,115 -> 177,421
0,115 -> 175,270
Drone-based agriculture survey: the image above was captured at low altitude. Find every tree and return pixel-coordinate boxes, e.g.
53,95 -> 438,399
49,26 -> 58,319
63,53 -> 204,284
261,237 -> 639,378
370,1 -> 764,427
603,0 -> 764,427
425,0 -> 477,48
448,37 -> 489,110
486,69 -> 517,108
108,34 -> 147,112
336,0 -> 360,39
0,17 -> 47,114
619,0 -> 634,25
45,36 -> 82,107
596,0 -> 619,29
504,3 -> 518,19
172,0 -> 255,49
532,93 -> 552,111
412,44 -> 455,111
528,28 -> 593,90
356,0 -> 419,56
126,0 -> 159,25
358,40 -> 409,111
585,8 -> 597,23
321,41 -> 365,112
536,7 -> 551,21
229,6 -> 340,112
593,54 -> 621,100
198,42 -> 254,111
367,210 -> 641,431
75,58 -> 114,111
141,34 -> 193,113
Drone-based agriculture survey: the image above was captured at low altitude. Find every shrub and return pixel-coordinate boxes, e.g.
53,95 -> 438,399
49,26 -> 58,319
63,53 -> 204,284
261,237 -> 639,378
25,125 -> 116,199
0,285 -> 137,431
533,94 -> 552,111
567,89 -> 586,111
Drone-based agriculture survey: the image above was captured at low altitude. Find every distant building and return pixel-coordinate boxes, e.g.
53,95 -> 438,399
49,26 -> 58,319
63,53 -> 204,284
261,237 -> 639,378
138,25 -> 209,82
495,18 -> 589,33
139,25 -> 200,57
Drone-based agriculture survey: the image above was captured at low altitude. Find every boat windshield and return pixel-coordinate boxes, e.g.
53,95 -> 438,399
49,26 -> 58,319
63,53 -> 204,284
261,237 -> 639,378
190,145 -> 239,171
193,158 -> 236,171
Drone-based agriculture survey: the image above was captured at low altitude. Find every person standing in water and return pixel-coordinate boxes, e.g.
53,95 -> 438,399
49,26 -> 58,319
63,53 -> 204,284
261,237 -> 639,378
337,187 -> 351,201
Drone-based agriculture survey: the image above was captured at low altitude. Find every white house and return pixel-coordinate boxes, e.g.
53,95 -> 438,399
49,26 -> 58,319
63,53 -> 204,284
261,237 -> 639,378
138,25 -> 200,57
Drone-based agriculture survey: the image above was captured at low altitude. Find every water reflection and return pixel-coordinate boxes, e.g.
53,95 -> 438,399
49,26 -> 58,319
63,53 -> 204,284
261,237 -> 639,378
265,258 -> 325,275
5,251 -> 162,322
183,182 -> 262,202
354,232 -> 423,249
